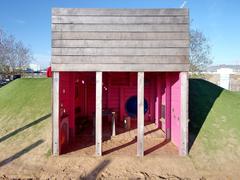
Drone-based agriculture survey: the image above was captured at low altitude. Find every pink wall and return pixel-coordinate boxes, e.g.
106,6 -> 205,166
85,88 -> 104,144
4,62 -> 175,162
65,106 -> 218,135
58,71 -> 182,153
169,72 -> 181,148
160,73 -> 166,132
165,73 -> 171,139
105,72 -> 154,122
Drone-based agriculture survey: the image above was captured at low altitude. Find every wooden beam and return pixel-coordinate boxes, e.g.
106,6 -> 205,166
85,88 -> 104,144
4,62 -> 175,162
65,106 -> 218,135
52,47 -> 189,56
52,24 -> 188,32
52,15 -> 188,24
51,55 -> 189,64
180,72 -> 189,156
52,72 -> 60,155
95,71 -> 102,156
137,72 -> 144,157
52,8 -> 189,16
51,63 -> 190,72
52,39 -> 189,48
52,32 -> 189,40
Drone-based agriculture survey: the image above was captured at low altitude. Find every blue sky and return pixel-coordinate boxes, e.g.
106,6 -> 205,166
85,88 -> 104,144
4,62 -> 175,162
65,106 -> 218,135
0,0 -> 239,68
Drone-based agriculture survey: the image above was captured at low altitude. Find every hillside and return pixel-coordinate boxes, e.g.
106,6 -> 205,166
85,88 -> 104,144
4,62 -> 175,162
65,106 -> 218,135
0,78 -> 52,169
189,79 -> 240,175
0,78 -> 239,178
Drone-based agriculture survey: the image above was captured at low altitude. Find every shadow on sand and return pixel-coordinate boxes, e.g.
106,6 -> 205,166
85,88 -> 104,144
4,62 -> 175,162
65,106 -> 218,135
0,139 -> 44,168
144,139 -> 170,155
0,113 -> 51,143
82,159 -> 111,179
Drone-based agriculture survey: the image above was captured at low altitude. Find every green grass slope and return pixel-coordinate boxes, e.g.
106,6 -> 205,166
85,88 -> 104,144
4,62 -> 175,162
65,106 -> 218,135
0,78 -> 52,160
189,79 -> 240,173
0,78 -> 51,134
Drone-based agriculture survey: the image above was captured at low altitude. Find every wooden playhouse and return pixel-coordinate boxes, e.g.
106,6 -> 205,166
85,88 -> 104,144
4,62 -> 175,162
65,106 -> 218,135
51,8 -> 189,156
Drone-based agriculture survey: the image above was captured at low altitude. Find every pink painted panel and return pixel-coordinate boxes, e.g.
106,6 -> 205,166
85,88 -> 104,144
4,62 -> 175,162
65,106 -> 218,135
144,86 -> 152,121
155,74 -> 161,128
165,73 -> 171,139
155,95 -> 159,127
59,72 -> 72,154
59,72 -> 96,154
170,72 -> 181,148
108,86 -> 120,109
149,75 -> 156,122
160,73 -> 166,132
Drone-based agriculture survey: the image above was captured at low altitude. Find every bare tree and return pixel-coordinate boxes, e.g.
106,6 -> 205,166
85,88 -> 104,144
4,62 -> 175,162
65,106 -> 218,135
0,28 -> 33,76
0,29 -> 7,74
14,41 -> 34,74
190,29 -> 213,72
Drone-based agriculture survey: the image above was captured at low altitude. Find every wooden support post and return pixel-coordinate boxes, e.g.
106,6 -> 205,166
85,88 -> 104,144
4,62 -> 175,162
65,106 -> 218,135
112,112 -> 116,137
137,72 -> 144,157
180,72 -> 189,156
52,72 -> 60,156
96,71 -> 102,156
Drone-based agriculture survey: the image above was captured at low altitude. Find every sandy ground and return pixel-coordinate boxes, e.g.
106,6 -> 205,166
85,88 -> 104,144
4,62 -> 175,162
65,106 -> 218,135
0,123 -> 239,179
0,156 -> 201,179
1,153 -> 239,179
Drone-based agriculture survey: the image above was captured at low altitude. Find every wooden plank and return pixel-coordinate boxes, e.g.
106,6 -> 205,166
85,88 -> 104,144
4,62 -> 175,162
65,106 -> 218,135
51,63 -> 190,72
51,55 -> 189,64
52,16 -> 188,24
52,24 -> 188,32
137,72 -> 144,157
95,71 -> 102,156
52,72 -> 59,156
112,112 -> 116,136
52,48 -> 189,56
180,72 -> 189,156
52,32 -> 189,40
52,40 -> 189,48
52,8 -> 188,16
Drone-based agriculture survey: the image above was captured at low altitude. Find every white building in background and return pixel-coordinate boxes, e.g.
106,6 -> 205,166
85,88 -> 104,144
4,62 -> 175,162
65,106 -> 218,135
217,68 -> 234,89
29,63 -> 41,72
205,65 -> 240,91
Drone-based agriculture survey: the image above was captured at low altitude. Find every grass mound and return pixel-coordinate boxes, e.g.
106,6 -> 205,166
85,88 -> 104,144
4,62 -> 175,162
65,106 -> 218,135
189,79 -> 240,173
0,78 -> 51,161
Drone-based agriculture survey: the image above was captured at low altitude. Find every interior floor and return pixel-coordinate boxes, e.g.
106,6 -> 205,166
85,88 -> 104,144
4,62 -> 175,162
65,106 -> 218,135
66,122 -> 177,156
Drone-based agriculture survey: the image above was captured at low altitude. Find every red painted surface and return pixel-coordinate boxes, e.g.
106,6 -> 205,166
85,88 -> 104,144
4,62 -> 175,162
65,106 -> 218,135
46,66 -> 52,77
57,72 -> 181,154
